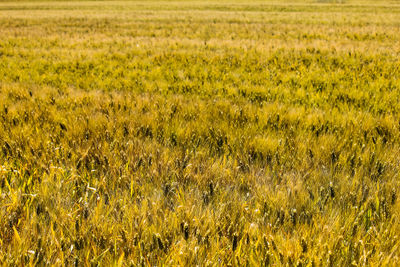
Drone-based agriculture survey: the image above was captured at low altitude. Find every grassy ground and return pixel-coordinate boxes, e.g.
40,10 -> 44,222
1,0 -> 400,265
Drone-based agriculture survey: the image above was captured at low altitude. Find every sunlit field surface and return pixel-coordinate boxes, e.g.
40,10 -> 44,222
1,0 -> 400,265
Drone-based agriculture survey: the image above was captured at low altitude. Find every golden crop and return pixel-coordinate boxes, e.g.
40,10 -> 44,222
0,0 -> 400,265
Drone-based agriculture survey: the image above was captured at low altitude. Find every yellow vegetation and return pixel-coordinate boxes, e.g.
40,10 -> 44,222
0,0 -> 400,265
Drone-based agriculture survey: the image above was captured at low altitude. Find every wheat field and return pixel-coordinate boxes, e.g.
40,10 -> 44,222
1,0 -> 400,265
